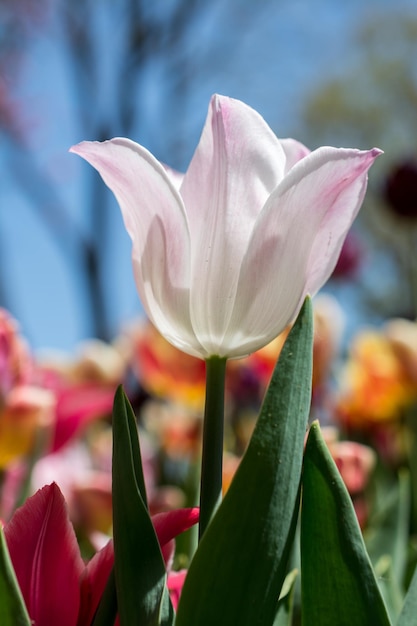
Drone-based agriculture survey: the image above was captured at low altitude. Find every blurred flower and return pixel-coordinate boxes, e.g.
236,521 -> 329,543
36,339 -> 127,452
0,309 -> 55,469
0,385 -> 55,469
383,158 -> 417,220
38,339 -> 127,387
0,309 -> 121,475
0,308 -> 32,398
311,294 -> 345,399
71,94 -> 380,360
321,426 -> 376,527
228,293 -> 345,423
222,452 -> 241,494
121,320 -> 206,413
70,472 -> 113,536
31,420 -> 184,539
142,401 -> 202,463
335,328 -> 417,430
4,482 -> 199,625
384,317 -> 417,384
331,231 -> 363,279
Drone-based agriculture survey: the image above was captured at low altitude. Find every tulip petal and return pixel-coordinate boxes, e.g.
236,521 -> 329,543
78,508 -> 199,624
221,147 -> 381,357
167,570 -> 187,611
70,139 -> 202,357
290,147 -> 381,294
280,138 -> 311,173
79,539 -> 114,626
152,508 -> 200,548
71,96 -> 381,360
4,483 -> 83,626
180,95 -> 287,355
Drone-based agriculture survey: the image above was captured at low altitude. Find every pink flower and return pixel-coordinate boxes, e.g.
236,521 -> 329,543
0,308 -> 32,397
167,569 -> 188,611
4,482 -> 199,625
71,94 -> 381,359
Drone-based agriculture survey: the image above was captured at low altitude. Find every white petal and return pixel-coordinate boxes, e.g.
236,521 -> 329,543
179,94 -> 287,354
70,139 -> 203,357
280,138 -> 311,173
219,147 -> 381,357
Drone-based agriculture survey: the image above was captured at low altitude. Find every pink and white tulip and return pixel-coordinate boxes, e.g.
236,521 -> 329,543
71,94 -> 381,359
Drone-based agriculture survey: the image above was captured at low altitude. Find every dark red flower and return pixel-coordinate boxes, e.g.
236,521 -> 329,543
383,159 -> 417,219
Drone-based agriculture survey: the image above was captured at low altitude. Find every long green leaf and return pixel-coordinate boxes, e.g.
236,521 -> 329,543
397,563 -> 417,626
301,422 -> 392,626
112,386 -> 172,626
176,297 -> 313,626
0,528 -> 31,626
273,569 -> 298,626
365,471 -> 410,621
366,470 -> 410,584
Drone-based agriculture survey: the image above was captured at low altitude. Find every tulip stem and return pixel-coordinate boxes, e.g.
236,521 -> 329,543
199,356 -> 227,540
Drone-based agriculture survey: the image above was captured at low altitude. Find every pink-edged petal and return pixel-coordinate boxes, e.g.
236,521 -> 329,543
70,139 -> 201,358
162,164 -> 184,190
167,569 -> 187,611
152,507 -> 199,547
221,147 -> 382,357
180,95 -> 287,355
4,483 -> 83,626
296,147 -> 382,294
280,138 -> 311,173
78,508 -> 199,623
78,539 -> 114,626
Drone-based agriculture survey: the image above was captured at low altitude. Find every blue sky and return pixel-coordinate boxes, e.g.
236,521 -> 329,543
1,0 -> 415,352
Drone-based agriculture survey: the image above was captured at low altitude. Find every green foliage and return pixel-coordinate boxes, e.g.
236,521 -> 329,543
301,423 -> 392,626
0,528 -> 31,626
397,564 -> 417,626
273,570 -> 298,626
175,297 -> 313,626
365,471 -> 411,620
111,386 -> 173,626
100,300 -> 417,626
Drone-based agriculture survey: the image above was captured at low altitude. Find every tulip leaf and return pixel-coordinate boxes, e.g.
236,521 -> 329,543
397,563 -> 417,626
0,528 -> 31,626
273,569 -> 298,626
301,423 -> 392,626
91,566 -> 117,626
366,471 -> 410,588
176,297 -> 313,626
364,471 -> 410,621
373,557 -> 404,623
112,386 -> 173,626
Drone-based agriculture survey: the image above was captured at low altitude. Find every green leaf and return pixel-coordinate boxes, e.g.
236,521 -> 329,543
397,563 -> 417,626
112,386 -> 173,626
0,528 -> 31,626
365,471 -> 410,620
373,556 -> 404,623
273,569 -> 298,626
176,297 -> 314,626
301,423 -> 392,626
91,566 -> 117,626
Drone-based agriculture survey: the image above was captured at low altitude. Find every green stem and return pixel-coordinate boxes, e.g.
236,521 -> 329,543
199,356 -> 227,540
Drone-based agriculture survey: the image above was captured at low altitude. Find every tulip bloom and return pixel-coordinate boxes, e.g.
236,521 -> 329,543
3,482 -> 199,625
71,94 -> 381,360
